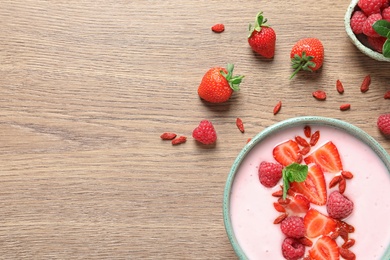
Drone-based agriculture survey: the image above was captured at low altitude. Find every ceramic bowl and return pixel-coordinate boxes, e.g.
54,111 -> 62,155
344,0 -> 390,62
223,116 -> 390,259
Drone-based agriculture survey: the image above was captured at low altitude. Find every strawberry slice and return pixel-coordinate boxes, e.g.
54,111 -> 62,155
290,164 -> 327,205
304,141 -> 343,173
286,194 -> 310,214
304,208 -> 337,238
273,140 -> 302,166
309,236 -> 340,260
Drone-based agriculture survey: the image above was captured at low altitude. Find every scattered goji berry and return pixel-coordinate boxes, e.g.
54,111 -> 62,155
246,138 -> 252,143
273,100 -> 282,115
312,90 -> 327,100
342,238 -> 355,249
304,125 -> 311,138
329,175 -> 342,188
384,90 -> 390,99
171,136 -> 187,145
236,117 -> 245,133
273,213 -> 288,224
309,130 -> 320,146
339,248 -> 356,260
341,171 -> 354,179
360,74 -> 371,93
336,79 -> 345,94
340,103 -> 351,111
211,23 -> 225,33
339,178 -> 346,194
300,146 -> 310,155
295,135 -> 310,147
273,202 -> 286,212
278,197 -> 291,205
272,190 -> 283,197
299,237 -> 313,247
160,132 -> 177,140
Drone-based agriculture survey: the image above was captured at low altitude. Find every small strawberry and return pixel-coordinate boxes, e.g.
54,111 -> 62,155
248,12 -> 276,58
272,140 -> 302,166
358,0 -> 383,16
281,237 -> 306,260
258,161 -> 283,188
304,208 -> 337,238
192,120 -> 217,144
280,216 -> 306,238
304,141 -> 343,173
377,113 -> 390,136
290,38 -> 324,79
309,236 -> 340,260
350,10 -> 368,34
363,13 -> 383,37
327,191 -> 354,219
286,194 -> 310,214
197,64 -> 244,103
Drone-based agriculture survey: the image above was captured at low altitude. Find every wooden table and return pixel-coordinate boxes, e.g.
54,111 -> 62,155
1,0 -> 389,259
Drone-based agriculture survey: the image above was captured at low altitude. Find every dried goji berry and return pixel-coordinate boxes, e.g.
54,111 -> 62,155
236,117 -> 245,133
295,135 -> 310,147
384,90 -> 390,99
329,175 -> 342,188
339,177 -> 346,194
304,125 -> 311,138
336,79 -> 345,94
273,213 -> 288,224
273,202 -> 286,212
160,132 -> 177,140
211,23 -> 225,33
342,238 -> 355,249
309,130 -> 320,146
278,197 -> 291,205
246,138 -> 252,143
341,170 -> 354,179
299,237 -> 313,247
300,146 -> 310,155
360,74 -> 371,93
340,103 -> 351,111
273,100 -> 282,115
339,248 -> 356,260
171,136 -> 187,145
272,190 -> 283,197
312,90 -> 327,100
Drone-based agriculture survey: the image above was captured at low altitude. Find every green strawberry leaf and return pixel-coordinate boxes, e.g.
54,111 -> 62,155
248,11 -> 269,38
282,163 -> 308,199
373,20 -> 390,38
220,64 -> 244,91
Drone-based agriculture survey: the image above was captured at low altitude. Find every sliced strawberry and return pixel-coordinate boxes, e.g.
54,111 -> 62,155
309,236 -> 340,260
286,194 -> 310,214
273,140 -> 302,166
304,208 -> 337,238
290,164 -> 327,205
304,141 -> 343,173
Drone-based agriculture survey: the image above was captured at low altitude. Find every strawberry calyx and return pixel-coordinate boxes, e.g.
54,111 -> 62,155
220,64 -> 244,91
290,51 -> 316,79
248,12 -> 269,38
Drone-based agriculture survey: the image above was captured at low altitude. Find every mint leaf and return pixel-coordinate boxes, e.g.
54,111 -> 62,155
383,39 -> 390,58
282,163 -> 308,199
373,20 -> 390,38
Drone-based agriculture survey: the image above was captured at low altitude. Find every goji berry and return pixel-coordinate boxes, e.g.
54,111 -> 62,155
295,136 -> 310,147
340,103 -> 351,111
211,23 -> 225,33
309,130 -> 320,146
336,79 -> 344,94
329,175 -> 342,188
236,117 -> 245,133
273,100 -> 282,115
360,74 -> 371,93
160,132 -> 177,140
312,90 -> 326,100
299,237 -> 313,247
339,248 -> 356,260
300,146 -> 310,155
171,136 -> 187,145
339,177 -> 346,194
273,202 -> 286,212
341,170 -> 354,179
273,213 -> 288,224
303,125 -> 311,138
384,90 -> 390,99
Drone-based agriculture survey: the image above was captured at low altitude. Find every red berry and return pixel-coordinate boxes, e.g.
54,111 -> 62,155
280,216 -> 306,238
281,237 -> 306,260
383,6 -> 390,21
377,113 -> 390,136
350,10 -> 367,34
258,161 -> 283,188
312,90 -> 327,100
192,120 -> 217,144
248,12 -> 276,58
358,0 -> 383,15
211,23 -> 225,33
290,38 -> 324,79
367,36 -> 387,52
362,13 -> 382,37
327,191 -> 354,219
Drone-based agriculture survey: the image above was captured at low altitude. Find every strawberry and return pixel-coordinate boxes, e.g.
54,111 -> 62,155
197,64 -> 244,103
304,141 -> 343,174
304,209 -> 337,238
192,120 -> 217,144
350,10 -> 368,34
258,161 -> 283,188
281,237 -> 306,260
358,0 -> 383,16
309,236 -> 340,260
290,164 -> 327,205
286,194 -> 310,213
272,140 -> 302,166
290,38 -> 324,79
377,113 -> 390,136
327,191 -> 354,219
248,12 -> 276,58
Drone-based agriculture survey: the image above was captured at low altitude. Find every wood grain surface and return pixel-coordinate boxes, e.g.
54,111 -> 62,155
0,0 -> 389,259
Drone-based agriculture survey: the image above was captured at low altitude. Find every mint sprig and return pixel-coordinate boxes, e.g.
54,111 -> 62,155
282,163 -> 308,199
373,20 -> 390,58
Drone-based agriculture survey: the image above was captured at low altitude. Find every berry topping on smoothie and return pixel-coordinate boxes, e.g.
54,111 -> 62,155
280,216 -> 306,238
327,191 -> 354,219
258,161 -> 283,188
282,237 -> 306,260
273,140 -> 302,166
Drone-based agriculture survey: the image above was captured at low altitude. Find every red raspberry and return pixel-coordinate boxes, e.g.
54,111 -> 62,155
326,191 -> 354,219
362,13 -> 383,37
351,11 -> 368,34
382,0 -> 389,8
258,161 -> 283,188
382,6 -> 390,21
280,216 -> 306,238
377,114 -> 390,136
358,0 -> 383,15
192,120 -> 217,144
281,237 -> 305,260
367,36 -> 387,52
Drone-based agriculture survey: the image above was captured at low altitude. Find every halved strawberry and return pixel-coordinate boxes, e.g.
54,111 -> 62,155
304,141 -> 343,173
290,164 -> 327,205
304,208 -> 337,238
273,140 -> 302,166
309,236 -> 340,260
286,194 -> 310,214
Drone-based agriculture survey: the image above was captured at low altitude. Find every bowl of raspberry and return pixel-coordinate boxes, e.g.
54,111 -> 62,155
223,116 -> 390,259
345,0 -> 390,62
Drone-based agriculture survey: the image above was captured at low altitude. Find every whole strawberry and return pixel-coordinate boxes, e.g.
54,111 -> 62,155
258,161 -> 283,188
326,191 -> 354,219
248,12 -> 276,58
290,38 -> 324,79
192,120 -> 217,144
197,64 -> 244,103
377,113 -> 390,136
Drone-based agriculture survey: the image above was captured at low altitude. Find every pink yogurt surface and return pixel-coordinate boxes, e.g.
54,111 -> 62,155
229,125 -> 390,259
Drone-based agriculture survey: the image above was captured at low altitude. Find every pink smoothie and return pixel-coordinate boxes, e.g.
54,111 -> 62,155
229,124 -> 390,259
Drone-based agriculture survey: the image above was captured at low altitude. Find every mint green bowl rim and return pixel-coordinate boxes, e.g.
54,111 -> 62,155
222,116 -> 390,260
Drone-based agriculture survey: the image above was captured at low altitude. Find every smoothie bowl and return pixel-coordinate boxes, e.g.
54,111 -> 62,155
223,116 -> 390,260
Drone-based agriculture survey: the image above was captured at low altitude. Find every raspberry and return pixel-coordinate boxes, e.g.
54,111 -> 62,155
382,6 -> 390,21
281,237 -> 305,260
258,161 -> 283,188
192,120 -> 217,144
280,216 -> 306,238
377,114 -> 390,136
326,191 -> 354,219
358,0 -> 383,15
350,11 -> 367,34
367,36 -> 387,52
382,0 -> 389,8
362,13 -> 383,37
